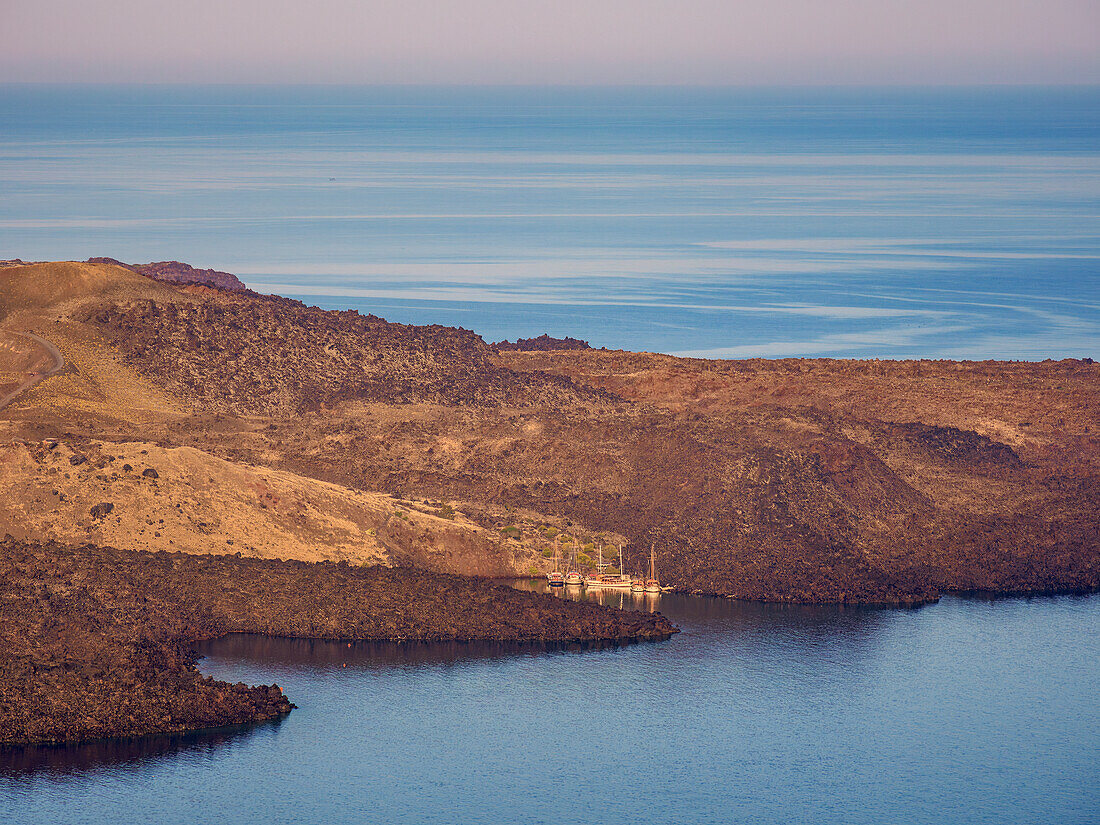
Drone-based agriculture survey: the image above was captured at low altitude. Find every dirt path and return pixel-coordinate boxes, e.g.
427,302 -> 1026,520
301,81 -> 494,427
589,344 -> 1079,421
0,330 -> 65,412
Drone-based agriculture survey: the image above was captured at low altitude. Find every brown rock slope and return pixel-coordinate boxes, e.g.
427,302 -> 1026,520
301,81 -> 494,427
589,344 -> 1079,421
83,295 -> 607,415
0,537 -> 676,744
2,260 -> 1098,604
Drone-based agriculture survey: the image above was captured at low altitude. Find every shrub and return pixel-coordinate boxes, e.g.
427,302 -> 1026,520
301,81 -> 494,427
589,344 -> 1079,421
438,503 -> 455,520
501,526 -> 520,539
541,549 -> 554,558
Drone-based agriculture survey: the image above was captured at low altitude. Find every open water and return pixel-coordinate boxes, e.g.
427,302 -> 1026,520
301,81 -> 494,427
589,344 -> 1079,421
3,590 -> 1099,824
1,85 -> 1098,358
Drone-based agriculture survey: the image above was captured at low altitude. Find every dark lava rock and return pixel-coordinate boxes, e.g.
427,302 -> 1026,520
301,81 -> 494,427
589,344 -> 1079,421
494,334 -> 591,352
86,258 -> 246,291
122,464 -> 133,472
142,468 -> 159,479
85,298 -> 613,415
0,537 -> 675,745
89,502 -> 114,519
68,454 -> 87,466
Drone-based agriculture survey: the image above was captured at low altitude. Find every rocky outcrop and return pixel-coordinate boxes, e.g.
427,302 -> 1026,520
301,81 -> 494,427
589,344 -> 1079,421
493,334 -> 591,352
0,537 -> 676,745
86,258 -> 246,291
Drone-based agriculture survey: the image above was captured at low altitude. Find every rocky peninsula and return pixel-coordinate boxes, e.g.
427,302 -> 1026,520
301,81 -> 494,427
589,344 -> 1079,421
0,536 -> 675,745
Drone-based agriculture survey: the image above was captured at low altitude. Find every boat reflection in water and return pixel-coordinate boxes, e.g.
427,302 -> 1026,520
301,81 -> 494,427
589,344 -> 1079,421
510,577 -> 663,612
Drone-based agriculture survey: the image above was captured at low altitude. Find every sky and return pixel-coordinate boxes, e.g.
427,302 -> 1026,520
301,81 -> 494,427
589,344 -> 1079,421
2,0 -> 1098,85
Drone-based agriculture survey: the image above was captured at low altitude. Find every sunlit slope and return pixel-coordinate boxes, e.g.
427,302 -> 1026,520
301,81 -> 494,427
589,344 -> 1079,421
0,439 -> 538,575
0,260 -> 176,321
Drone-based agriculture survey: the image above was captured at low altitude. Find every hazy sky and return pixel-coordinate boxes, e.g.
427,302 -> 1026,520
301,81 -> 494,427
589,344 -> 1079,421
3,0 -> 1098,84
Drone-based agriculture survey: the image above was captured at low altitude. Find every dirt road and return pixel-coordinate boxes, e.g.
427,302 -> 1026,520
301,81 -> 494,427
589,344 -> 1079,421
0,330 -> 65,412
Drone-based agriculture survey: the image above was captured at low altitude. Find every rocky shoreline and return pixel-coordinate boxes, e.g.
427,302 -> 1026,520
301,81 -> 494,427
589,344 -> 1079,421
0,537 -> 676,746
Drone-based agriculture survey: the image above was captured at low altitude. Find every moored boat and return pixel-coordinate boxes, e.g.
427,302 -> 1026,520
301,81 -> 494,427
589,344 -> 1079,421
547,541 -> 565,586
645,543 -> 662,592
564,539 -> 583,585
584,545 -> 631,588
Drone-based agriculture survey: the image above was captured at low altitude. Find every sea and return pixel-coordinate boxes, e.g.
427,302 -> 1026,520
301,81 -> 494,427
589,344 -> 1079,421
4,589 -> 1099,824
1,84 -> 1098,358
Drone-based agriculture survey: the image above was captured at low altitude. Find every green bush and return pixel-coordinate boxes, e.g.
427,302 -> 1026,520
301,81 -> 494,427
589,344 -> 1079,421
544,526 -> 559,539
501,526 -> 520,539
541,548 -> 554,558
438,503 -> 455,520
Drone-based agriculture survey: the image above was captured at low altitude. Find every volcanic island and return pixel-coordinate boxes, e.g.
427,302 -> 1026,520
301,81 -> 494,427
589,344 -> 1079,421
1,259 -> 1096,745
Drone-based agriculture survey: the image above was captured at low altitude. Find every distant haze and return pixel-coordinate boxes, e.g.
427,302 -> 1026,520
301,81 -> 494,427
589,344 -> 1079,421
2,0 -> 1098,84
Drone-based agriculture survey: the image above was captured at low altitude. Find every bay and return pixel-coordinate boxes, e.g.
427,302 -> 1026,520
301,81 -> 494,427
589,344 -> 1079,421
4,590 -> 1099,824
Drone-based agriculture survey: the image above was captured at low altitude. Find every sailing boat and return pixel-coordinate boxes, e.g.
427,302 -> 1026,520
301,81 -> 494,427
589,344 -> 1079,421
547,539 -> 564,587
564,539 -> 583,586
601,544 -> 632,589
583,544 -> 606,588
645,543 -> 661,592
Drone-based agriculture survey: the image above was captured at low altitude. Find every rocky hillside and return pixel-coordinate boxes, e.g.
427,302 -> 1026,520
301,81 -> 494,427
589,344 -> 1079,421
2,260 -> 1097,605
83,295 -> 607,415
0,438 -> 542,576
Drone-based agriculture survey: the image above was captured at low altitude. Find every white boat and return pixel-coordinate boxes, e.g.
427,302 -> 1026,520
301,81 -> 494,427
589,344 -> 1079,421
546,542 -> 565,587
564,540 -> 583,585
584,545 -> 631,588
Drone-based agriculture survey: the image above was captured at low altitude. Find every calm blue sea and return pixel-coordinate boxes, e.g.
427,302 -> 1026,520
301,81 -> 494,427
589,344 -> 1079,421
4,591 -> 1099,825
1,85 -> 1098,358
